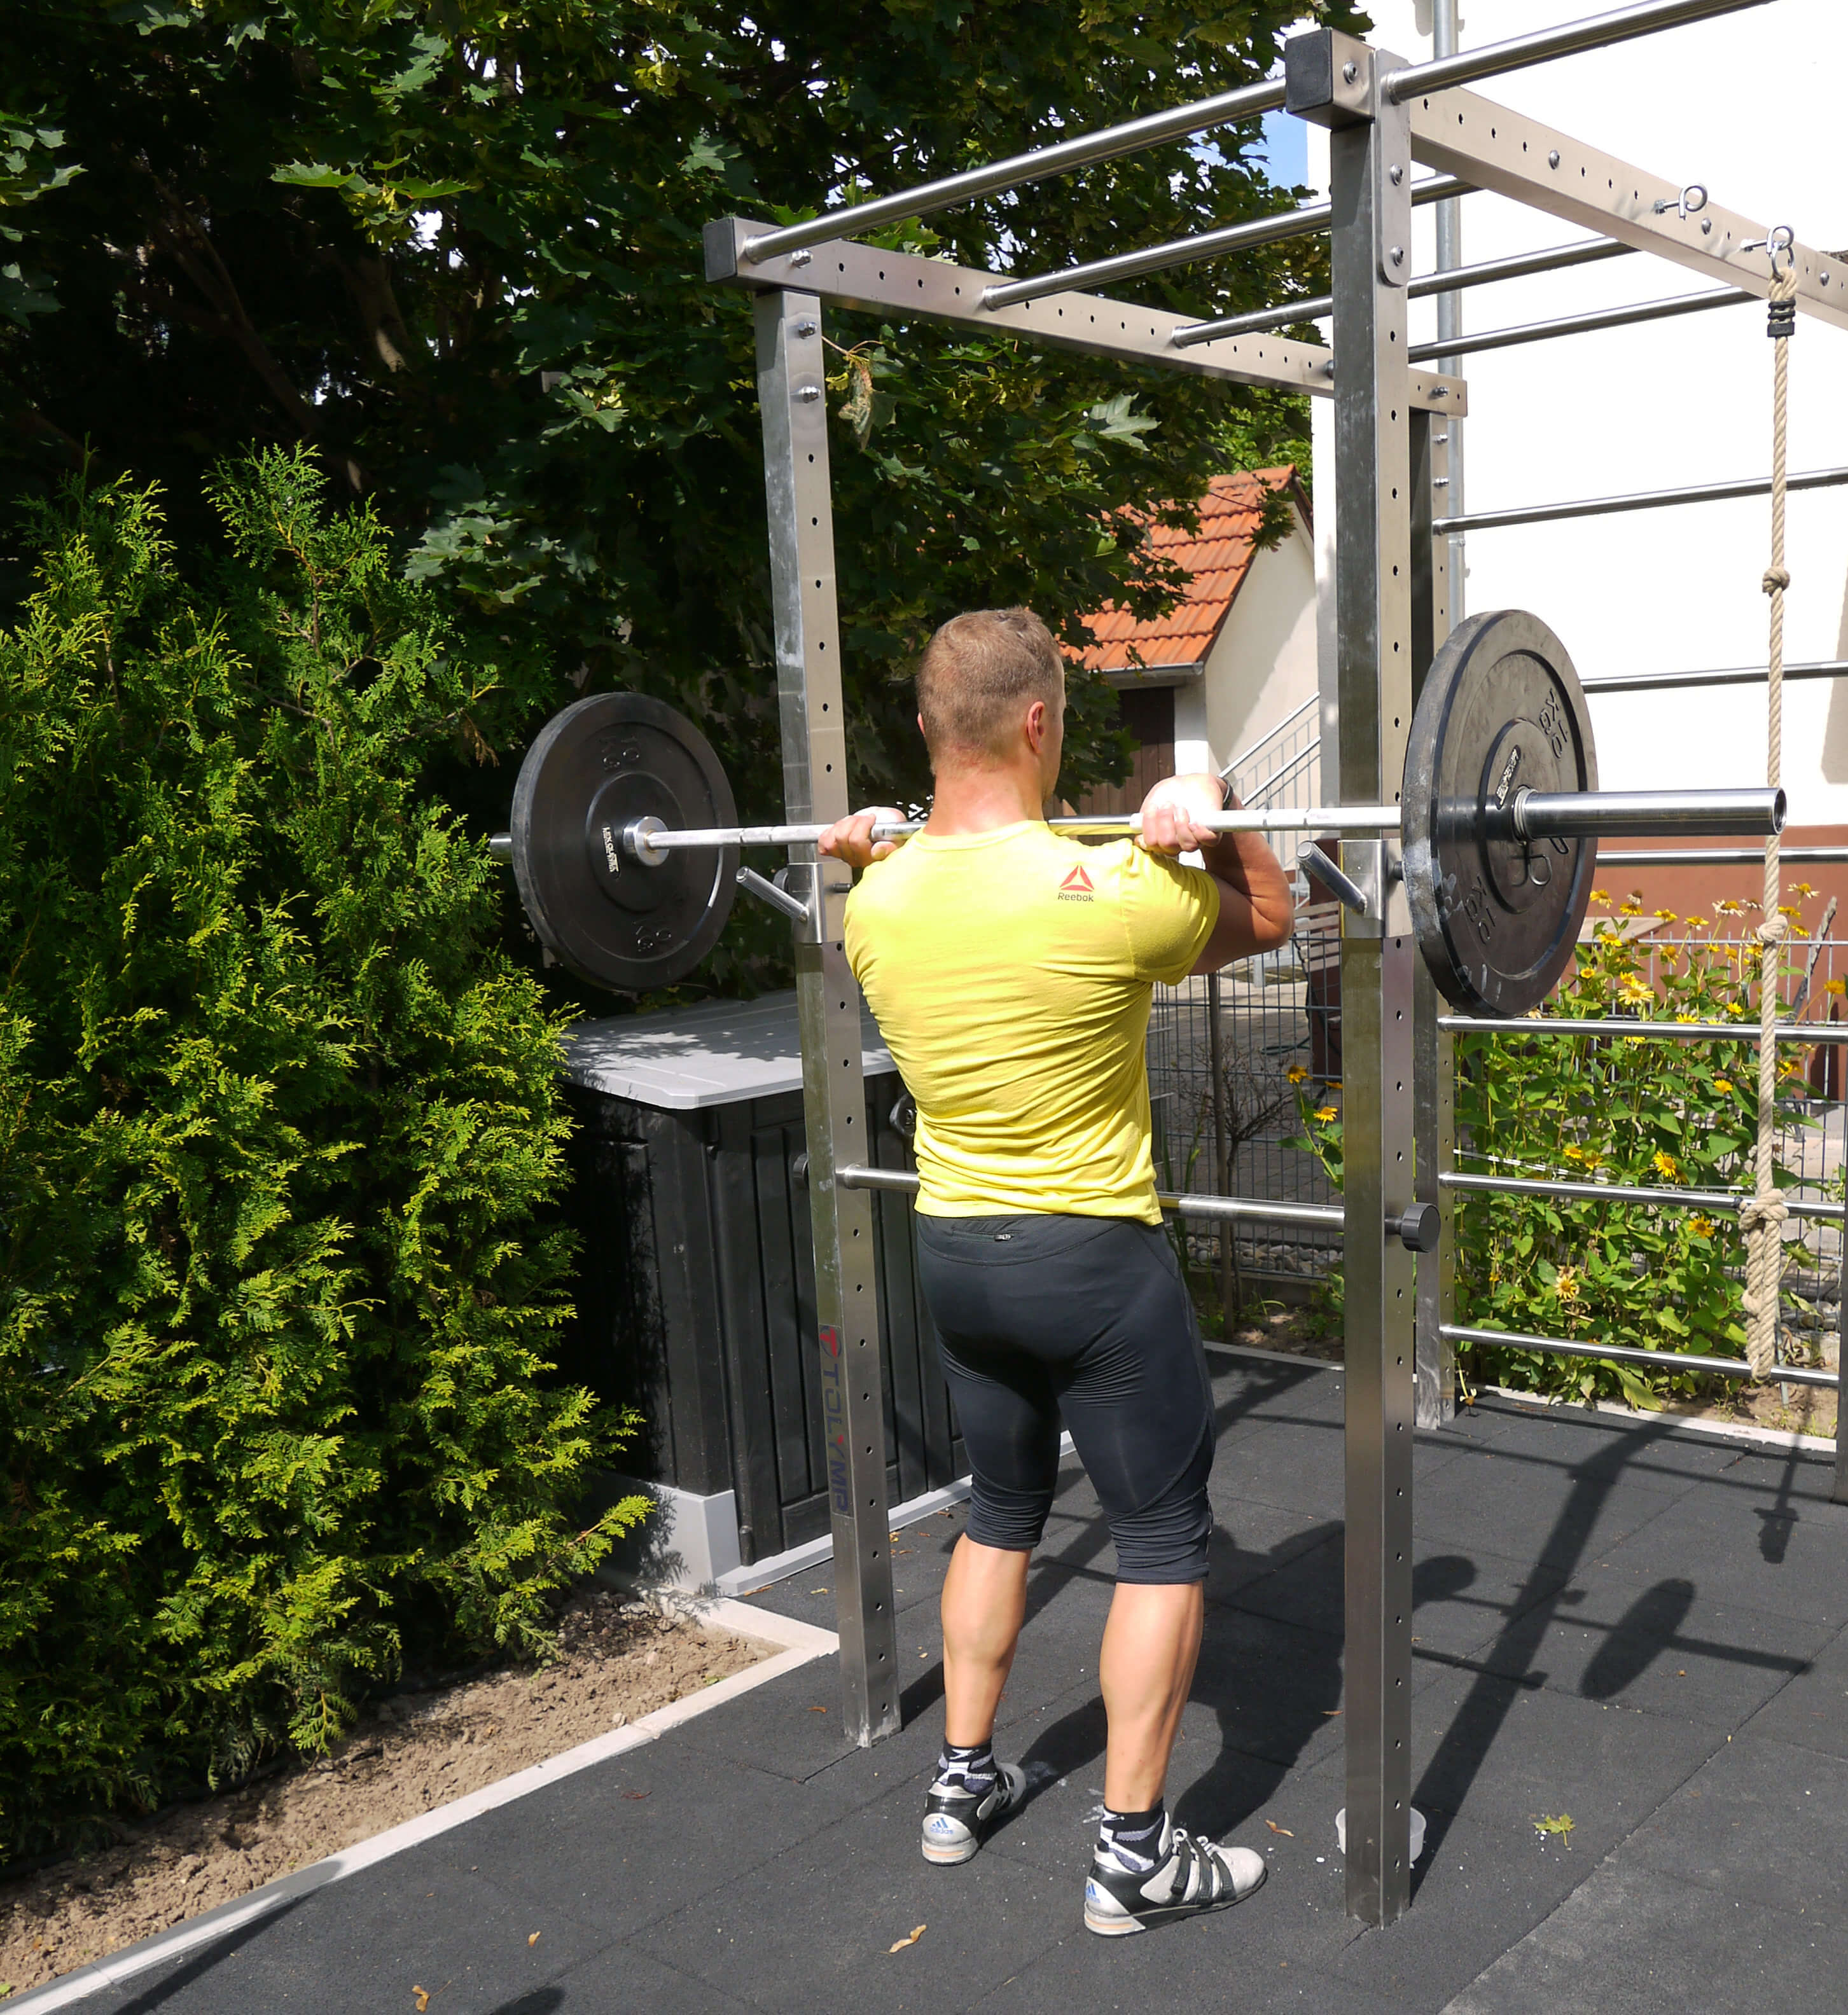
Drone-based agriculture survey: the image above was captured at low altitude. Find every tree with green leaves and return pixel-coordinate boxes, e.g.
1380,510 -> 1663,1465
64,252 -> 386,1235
3,1 -> 1356,945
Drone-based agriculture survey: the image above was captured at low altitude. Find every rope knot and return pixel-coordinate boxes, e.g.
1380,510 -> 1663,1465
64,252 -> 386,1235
1737,1196 -> 1789,1239
1756,913 -> 1789,949
1762,565 -> 1791,594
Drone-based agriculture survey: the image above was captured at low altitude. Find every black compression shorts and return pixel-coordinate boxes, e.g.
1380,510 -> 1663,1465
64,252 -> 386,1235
916,1212 -> 1216,1584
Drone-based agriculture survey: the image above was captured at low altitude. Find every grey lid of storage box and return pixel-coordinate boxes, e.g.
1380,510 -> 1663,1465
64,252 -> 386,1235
561,990 -> 896,1111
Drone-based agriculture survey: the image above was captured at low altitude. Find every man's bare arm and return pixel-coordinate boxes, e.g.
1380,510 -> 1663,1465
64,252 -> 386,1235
1136,775 -> 1295,974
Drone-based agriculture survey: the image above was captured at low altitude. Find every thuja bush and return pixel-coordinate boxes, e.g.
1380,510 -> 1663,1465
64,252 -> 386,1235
0,451 -> 641,1859
1292,889 -> 1819,1404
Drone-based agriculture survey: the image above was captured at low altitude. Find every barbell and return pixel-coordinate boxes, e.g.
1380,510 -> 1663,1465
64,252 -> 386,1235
496,609 -> 1784,1016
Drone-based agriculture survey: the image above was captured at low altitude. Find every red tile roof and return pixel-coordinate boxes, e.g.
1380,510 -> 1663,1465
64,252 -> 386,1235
1070,466 -> 1302,673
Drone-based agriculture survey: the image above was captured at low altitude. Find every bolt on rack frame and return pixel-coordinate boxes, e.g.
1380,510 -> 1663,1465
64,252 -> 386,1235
704,0 -> 1840,1928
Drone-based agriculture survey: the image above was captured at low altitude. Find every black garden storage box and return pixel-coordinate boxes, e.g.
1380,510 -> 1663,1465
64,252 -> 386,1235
557,994 -> 966,1581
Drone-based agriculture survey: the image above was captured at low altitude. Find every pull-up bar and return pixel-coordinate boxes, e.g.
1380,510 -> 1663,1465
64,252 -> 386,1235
742,0 -> 1773,269
1438,465 -> 1848,536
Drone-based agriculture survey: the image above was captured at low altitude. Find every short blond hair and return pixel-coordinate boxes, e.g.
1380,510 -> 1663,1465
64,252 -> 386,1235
915,608 -> 1065,764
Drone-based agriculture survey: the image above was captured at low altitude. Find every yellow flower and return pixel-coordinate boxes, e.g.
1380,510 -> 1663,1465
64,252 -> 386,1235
1828,980 -> 1847,998
1779,904 -> 1803,920
1618,975 -> 1652,1005
1653,1150 -> 1681,1182
1716,899 -> 1740,915
1689,1215 -> 1716,1238
1655,909 -> 1678,923
1675,1012 -> 1696,1023
1590,889 -> 1611,905
1314,1105 -> 1338,1123
1286,1065 -> 1308,1085
1686,916 -> 1711,932
1554,1266 -> 1583,1305
1726,1001 -> 1746,1016
1619,902 -> 1642,918
1562,1143 -> 1585,1163
1714,1077 -> 1733,1093
1793,882 -> 1817,898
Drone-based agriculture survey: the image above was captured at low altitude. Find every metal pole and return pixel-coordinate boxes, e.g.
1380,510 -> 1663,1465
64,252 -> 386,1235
739,77 -> 1286,264
1436,465 -> 1848,536
1410,404 -> 1456,1430
1407,280 -> 1747,362
1833,1236 -> 1848,1504
1517,787 -> 1783,838
1583,658 -> 1848,696
1442,1170 -> 1844,1219
835,1161 -> 1347,1230
1206,971 -> 1235,1330
1384,0 -> 1774,102
1438,1014 -> 1848,1044
1174,233 -> 1630,345
754,291 -> 900,1745
980,177 -> 1469,314
1291,26 -> 1417,1927
1594,845 -> 1848,865
1442,1323 -> 1839,1389
1430,0 -> 1466,627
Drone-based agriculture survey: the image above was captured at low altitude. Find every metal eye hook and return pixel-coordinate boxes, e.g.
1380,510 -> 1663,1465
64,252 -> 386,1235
1744,223 -> 1796,274
1651,183 -> 1708,219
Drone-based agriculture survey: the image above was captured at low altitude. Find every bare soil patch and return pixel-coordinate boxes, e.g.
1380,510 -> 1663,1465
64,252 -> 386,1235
0,1588 -> 772,2000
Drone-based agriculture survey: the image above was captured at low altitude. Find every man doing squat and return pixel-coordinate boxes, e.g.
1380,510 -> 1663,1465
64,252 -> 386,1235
821,606 -> 1294,1935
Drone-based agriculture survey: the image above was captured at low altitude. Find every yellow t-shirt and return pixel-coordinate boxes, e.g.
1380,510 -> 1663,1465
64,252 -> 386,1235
844,822 -> 1219,1223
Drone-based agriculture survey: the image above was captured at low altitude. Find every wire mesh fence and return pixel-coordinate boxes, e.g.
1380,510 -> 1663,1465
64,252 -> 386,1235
1150,728 -> 1847,1357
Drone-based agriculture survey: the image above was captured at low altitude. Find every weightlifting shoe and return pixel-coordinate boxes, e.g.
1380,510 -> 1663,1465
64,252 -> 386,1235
920,1760 -> 1027,1866
1083,1818 -> 1267,1935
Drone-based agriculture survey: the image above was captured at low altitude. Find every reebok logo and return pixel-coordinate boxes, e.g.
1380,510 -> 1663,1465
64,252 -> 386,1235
1057,864 -> 1095,903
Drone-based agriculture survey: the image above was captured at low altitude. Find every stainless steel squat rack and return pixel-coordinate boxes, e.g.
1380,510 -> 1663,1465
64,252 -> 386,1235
704,0 -> 1840,1928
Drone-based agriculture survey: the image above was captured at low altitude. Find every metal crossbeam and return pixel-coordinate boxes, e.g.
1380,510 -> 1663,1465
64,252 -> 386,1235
704,218 -> 1467,412
1436,465 -> 1848,536
1407,280 -> 1747,362
1402,85 -> 1848,335
1443,1324 -> 1839,1390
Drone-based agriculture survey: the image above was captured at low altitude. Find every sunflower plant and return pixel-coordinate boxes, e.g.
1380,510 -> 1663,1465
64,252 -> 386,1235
1288,889 -> 1821,1406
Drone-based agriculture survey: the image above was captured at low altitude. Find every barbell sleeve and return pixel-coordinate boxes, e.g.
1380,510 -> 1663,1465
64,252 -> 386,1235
1511,786 -> 1785,840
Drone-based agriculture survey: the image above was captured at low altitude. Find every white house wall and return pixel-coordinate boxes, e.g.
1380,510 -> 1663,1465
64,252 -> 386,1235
1204,520 -> 1321,777
1307,0 -> 1848,821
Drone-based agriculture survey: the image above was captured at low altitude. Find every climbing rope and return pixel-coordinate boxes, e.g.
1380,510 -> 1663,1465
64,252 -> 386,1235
1740,237 -> 1800,1379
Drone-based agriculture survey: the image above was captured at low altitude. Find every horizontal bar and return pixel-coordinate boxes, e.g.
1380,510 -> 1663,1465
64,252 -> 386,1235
1386,0 -> 1774,102
1594,845 -> 1848,866
1403,87 -> 1848,338
739,78 -> 1286,265
704,218 -> 1469,413
1517,787 -> 1782,840
1583,659 -> 1848,696
1407,280 -> 1743,363
1439,1016 -> 1848,1046
633,804 -> 1405,858
1178,234 -> 1632,345
1436,466 -> 1848,536
835,1163 -> 1344,1231
1442,1323 -> 1837,1390
983,175 -> 1468,314
1442,1170 -> 1844,1221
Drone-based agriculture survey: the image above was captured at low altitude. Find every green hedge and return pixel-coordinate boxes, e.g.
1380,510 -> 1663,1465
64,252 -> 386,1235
0,451 -> 641,1860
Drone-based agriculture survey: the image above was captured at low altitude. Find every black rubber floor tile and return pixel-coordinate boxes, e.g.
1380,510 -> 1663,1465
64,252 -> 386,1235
1339,1664 -> 1721,1845
1476,1581 -> 1835,1729
1442,1859 -> 1848,2014
1621,1731 -> 1848,1915
510,1943 -> 758,2013
627,1795 -> 1072,2015
1737,1624 -> 1848,1758
662,1659 -> 945,1784
1187,1606 -> 1351,1769
1202,1506 -> 1343,1609
1230,1533 -> 1570,1664
413,1735 -> 863,1939
1468,1403 -> 1747,1485
1322,1806 -> 1615,2013
1573,1474 -> 1848,1628
1711,1444 -> 1845,1506
81,1862 -> 617,2015
1207,1420 -> 1347,1519
1412,1458 -> 1688,1574
959,1889 -> 1414,2015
